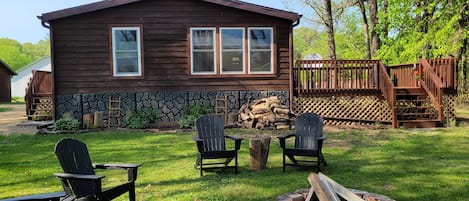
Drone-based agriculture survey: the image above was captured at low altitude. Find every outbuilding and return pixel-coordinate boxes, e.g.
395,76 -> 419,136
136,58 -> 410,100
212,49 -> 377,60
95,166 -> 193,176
0,60 -> 17,102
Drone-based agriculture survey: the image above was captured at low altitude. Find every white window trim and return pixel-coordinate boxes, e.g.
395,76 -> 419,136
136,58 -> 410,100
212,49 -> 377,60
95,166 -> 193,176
190,27 -> 217,75
248,27 -> 274,74
220,27 -> 246,74
111,27 -> 142,77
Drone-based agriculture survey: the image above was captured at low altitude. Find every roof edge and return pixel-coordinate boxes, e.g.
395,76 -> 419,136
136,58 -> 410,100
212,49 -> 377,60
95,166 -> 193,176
39,0 -> 301,23
0,60 -> 17,75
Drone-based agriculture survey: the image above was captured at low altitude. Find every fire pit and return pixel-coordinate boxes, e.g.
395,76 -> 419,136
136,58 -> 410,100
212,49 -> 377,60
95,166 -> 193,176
276,173 -> 395,201
276,188 -> 395,201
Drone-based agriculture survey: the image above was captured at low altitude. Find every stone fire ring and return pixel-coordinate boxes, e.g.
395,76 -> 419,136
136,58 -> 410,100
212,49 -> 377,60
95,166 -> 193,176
276,188 -> 395,201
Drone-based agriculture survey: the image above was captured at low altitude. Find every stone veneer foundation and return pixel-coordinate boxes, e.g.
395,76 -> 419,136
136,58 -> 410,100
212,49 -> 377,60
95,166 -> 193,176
55,90 -> 289,126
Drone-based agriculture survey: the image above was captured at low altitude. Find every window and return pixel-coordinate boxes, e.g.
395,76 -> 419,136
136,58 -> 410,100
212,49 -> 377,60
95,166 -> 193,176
191,28 -> 216,75
248,28 -> 273,74
220,28 -> 245,74
111,27 -> 142,77
189,26 -> 274,76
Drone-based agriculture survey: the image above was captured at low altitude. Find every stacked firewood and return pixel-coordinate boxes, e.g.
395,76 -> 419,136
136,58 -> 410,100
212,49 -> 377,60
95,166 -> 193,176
238,96 -> 294,129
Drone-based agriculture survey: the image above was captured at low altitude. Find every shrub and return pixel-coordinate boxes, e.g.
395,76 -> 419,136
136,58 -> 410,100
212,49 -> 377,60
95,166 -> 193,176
178,104 -> 211,129
54,118 -> 80,131
122,109 -> 158,129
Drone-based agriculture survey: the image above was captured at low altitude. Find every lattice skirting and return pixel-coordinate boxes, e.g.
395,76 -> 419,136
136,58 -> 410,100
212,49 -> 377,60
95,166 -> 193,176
293,96 -> 393,126
443,94 -> 457,126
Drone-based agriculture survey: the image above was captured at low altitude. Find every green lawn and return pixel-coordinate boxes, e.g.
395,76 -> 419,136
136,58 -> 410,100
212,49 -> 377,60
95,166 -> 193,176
1,125 -> 468,201
0,106 -> 11,112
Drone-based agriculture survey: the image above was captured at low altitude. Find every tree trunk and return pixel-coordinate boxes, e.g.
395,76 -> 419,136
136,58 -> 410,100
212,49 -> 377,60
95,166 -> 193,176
458,3 -> 468,92
381,0 -> 388,41
324,0 -> 337,59
369,0 -> 379,57
357,0 -> 371,59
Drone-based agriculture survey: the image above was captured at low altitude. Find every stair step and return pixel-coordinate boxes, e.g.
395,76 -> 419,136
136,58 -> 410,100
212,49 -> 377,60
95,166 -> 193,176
397,106 -> 434,109
396,99 -> 428,103
395,87 -> 426,96
398,112 -> 437,116
398,120 -> 441,128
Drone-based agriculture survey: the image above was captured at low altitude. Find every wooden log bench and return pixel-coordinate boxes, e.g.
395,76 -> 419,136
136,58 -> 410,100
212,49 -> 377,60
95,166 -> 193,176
0,192 -> 66,201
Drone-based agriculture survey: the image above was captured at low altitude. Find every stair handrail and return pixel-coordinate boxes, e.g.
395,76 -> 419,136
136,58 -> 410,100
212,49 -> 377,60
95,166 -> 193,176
25,70 -> 53,119
426,58 -> 458,90
25,71 -> 36,118
418,59 -> 445,121
377,61 -> 397,128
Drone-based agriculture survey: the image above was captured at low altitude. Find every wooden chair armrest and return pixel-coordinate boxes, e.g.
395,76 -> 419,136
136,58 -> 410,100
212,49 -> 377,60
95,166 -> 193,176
93,163 -> 141,182
278,133 -> 295,149
318,134 -> 328,140
225,135 -> 243,151
54,173 -> 104,194
225,135 -> 243,140
54,173 -> 104,181
193,136 -> 204,153
0,192 -> 66,201
278,133 -> 295,139
94,163 -> 141,170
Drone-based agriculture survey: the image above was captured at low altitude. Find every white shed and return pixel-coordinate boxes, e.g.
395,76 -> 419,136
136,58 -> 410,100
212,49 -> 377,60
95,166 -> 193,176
11,57 -> 51,97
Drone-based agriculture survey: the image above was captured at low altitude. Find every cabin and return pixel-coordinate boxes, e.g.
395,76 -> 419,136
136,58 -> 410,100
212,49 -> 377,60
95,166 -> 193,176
11,57 -> 51,97
39,0 -> 301,125
0,60 -> 17,102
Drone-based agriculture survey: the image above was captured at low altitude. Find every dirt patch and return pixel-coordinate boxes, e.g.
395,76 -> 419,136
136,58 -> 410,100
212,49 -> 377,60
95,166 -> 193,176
0,104 -> 40,135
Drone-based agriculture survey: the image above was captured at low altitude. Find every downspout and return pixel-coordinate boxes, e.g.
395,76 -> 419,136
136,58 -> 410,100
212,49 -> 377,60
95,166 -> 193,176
289,16 -> 301,113
39,16 -> 56,121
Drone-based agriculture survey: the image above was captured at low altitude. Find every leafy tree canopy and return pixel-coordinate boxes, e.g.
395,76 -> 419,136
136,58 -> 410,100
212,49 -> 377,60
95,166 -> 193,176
0,38 -> 50,71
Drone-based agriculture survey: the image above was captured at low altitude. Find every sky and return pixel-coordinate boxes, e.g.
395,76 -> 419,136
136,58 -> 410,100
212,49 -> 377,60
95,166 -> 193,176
0,0 -> 295,44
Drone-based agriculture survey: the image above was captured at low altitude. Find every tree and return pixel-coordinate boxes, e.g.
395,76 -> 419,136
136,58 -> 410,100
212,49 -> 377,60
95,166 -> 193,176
0,38 -> 50,71
356,0 -> 371,59
369,0 -> 379,57
0,38 -> 31,70
293,0 -> 339,59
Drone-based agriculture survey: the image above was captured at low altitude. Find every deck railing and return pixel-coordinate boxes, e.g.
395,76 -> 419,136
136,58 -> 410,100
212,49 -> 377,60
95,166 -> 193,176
294,60 -> 379,96
25,70 -> 52,119
427,58 -> 458,89
377,61 -> 397,128
388,63 -> 419,88
419,59 -> 444,121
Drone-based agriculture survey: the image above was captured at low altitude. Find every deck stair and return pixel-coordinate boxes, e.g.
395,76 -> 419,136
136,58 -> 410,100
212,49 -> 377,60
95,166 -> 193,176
293,58 -> 457,128
395,87 -> 440,128
28,96 -> 53,120
25,70 -> 52,121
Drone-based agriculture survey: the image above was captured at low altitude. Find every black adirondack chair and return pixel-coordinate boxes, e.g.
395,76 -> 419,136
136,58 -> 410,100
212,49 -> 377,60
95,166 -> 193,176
193,115 -> 243,176
54,138 -> 141,201
278,112 -> 327,172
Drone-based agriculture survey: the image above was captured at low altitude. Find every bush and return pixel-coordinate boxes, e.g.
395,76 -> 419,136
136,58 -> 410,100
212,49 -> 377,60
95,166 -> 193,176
54,118 -> 80,131
178,104 -> 211,129
122,109 -> 158,129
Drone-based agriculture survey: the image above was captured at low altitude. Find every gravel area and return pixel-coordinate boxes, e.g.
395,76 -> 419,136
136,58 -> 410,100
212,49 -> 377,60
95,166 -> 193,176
0,104 -> 45,135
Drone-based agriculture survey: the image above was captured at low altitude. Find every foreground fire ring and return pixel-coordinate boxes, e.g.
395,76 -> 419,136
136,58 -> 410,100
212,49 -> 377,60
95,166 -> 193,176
276,188 -> 395,201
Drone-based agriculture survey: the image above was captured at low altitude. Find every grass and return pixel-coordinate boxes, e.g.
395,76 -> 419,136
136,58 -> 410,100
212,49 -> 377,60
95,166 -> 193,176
0,106 -> 12,112
1,126 -> 468,201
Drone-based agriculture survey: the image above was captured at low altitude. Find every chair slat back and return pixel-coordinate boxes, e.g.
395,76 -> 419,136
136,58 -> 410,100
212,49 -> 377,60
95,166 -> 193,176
54,138 -> 97,198
196,115 -> 226,152
295,113 -> 324,150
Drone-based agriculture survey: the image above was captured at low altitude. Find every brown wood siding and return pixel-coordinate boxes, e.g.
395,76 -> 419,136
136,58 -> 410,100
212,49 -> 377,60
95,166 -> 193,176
0,68 -> 12,102
51,0 -> 293,94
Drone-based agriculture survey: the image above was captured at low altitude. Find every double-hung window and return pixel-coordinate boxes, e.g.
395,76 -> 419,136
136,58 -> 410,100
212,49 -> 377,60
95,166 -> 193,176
248,28 -> 273,74
111,26 -> 143,77
220,28 -> 245,74
191,28 -> 216,74
189,26 -> 274,76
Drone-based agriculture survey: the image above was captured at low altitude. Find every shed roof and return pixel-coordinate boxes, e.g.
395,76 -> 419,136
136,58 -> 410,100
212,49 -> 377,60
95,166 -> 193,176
39,0 -> 301,23
0,60 -> 17,75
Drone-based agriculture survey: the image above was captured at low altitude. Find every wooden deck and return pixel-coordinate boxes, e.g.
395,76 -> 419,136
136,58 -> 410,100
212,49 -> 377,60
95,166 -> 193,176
293,58 -> 458,128
25,70 -> 52,120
